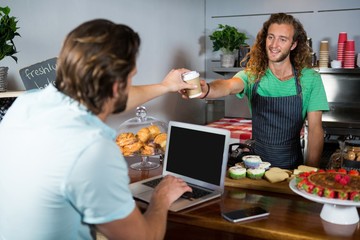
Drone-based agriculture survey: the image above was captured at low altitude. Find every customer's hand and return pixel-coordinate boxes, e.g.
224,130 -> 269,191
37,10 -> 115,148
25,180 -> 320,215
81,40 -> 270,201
151,175 -> 192,209
161,68 -> 197,93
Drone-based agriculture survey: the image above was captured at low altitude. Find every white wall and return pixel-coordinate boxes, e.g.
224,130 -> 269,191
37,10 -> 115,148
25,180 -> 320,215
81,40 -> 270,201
2,0 -> 207,128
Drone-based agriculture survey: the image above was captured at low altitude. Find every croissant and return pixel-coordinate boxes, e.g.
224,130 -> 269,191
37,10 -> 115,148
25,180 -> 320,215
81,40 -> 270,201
148,125 -> 161,139
141,144 -> 156,156
122,141 -> 143,155
137,127 -> 151,143
154,133 -> 167,151
116,132 -> 136,147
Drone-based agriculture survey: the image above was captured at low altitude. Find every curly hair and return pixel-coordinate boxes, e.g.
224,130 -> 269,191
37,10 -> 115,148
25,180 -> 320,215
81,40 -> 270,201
245,13 -> 311,81
55,19 -> 140,115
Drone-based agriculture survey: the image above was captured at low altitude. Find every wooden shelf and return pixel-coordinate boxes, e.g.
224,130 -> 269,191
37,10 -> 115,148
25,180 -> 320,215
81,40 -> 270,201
0,91 -> 24,98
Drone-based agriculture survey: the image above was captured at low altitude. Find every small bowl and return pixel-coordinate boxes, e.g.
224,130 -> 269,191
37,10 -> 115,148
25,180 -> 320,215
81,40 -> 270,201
242,155 -> 262,169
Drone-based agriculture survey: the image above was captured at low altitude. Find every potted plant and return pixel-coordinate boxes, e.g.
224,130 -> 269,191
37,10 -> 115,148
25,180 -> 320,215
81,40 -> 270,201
0,5 -> 20,92
209,24 -> 248,68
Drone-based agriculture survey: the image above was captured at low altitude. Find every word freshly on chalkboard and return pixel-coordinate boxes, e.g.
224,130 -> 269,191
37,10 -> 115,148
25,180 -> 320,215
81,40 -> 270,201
19,57 -> 57,90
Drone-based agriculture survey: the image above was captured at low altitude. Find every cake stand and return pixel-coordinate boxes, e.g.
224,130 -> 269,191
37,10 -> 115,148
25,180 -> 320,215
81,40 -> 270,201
130,152 -> 163,171
289,179 -> 360,225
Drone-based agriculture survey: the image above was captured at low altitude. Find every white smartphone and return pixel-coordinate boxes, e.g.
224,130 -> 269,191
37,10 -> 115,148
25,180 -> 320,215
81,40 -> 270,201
222,207 -> 269,223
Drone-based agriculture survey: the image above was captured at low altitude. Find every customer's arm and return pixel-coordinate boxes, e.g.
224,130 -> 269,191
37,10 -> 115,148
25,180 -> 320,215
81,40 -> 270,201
125,68 -> 193,111
306,111 -> 324,167
95,175 -> 191,240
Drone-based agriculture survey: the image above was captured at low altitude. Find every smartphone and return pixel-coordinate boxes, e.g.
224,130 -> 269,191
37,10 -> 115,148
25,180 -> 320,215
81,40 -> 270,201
222,207 -> 269,223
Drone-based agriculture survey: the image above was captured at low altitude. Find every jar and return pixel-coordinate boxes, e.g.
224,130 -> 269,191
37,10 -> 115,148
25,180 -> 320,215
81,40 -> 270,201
116,106 -> 168,170
342,140 -> 360,170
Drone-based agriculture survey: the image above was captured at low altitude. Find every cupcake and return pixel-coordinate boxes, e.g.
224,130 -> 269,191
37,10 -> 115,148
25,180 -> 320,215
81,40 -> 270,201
247,168 -> 265,180
259,162 -> 271,170
235,162 -> 245,168
242,155 -> 262,169
228,166 -> 246,180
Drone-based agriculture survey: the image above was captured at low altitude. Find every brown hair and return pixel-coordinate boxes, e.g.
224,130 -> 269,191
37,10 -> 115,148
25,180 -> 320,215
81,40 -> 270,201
245,13 -> 311,81
55,19 -> 140,115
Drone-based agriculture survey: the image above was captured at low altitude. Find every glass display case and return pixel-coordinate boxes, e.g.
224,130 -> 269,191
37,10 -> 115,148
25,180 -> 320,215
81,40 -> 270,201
117,106 -> 168,171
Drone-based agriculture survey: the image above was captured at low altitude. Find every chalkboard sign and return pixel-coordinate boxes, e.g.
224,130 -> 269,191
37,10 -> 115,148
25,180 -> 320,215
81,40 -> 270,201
19,57 -> 57,90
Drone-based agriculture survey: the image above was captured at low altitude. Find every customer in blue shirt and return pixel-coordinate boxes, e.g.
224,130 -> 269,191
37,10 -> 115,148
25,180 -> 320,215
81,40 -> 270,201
0,19 -> 193,240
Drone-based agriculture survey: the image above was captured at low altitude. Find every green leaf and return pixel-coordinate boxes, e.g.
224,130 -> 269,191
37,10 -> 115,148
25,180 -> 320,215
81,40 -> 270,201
209,24 -> 248,53
0,6 -> 20,62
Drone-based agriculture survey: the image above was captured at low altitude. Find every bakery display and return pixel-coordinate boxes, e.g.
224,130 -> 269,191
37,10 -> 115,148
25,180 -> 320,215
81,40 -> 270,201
116,106 -> 168,171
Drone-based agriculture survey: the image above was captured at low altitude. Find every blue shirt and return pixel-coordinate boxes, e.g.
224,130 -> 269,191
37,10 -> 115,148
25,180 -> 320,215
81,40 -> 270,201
0,85 -> 135,239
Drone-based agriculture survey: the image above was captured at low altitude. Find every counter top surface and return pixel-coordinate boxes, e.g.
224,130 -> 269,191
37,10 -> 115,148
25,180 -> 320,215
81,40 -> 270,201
126,156 -> 360,240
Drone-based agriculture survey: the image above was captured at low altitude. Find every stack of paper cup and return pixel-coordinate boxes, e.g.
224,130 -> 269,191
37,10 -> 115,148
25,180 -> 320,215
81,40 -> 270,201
337,32 -> 347,67
357,53 -> 360,68
343,40 -> 356,69
319,40 -> 329,68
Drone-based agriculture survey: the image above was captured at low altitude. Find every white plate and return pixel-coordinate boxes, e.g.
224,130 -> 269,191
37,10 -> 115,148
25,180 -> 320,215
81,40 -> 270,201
289,178 -> 360,207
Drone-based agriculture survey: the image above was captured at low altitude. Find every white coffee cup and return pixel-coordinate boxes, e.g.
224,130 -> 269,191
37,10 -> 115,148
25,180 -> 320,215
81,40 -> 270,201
181,71 -> 201,98
331,60 -> 342,69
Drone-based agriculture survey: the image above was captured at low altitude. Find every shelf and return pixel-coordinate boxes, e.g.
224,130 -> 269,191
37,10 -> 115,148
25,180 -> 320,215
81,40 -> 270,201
213,67 -> 243,76
0,91 -> 24,98
213,67 -> 360,76
315,67 -> 360,74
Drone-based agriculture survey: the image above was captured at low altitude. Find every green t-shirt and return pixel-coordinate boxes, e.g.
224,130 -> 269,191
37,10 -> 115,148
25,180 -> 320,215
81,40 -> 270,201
235,68 -> 329,119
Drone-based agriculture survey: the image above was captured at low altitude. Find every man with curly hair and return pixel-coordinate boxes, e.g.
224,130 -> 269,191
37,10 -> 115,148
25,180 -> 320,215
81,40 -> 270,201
0,19 -> 194,239
184,13 -> 329,169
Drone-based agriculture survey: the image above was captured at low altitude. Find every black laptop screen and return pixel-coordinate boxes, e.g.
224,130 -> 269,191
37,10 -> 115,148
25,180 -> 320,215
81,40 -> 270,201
165,126 -> 226,185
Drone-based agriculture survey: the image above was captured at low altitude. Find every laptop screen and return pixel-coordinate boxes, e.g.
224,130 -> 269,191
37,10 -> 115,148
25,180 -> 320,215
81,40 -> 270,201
165,123 -> 228,186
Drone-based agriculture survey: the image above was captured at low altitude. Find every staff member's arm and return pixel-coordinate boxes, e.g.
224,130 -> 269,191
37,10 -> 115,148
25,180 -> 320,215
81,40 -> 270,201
180,77 -> 245,99
306,111 -> 324,167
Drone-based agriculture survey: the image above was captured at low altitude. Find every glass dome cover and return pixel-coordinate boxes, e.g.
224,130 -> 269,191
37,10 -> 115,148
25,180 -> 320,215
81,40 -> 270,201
117,106 -> 168,135
116,106 -> 168,170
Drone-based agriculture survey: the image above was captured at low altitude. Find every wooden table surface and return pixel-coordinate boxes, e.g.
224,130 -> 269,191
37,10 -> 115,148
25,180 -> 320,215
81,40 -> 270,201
127,156 -> 360,240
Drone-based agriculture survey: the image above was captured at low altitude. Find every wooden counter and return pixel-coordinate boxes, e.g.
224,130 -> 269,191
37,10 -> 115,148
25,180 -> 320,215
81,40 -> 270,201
126,157 -> 360,240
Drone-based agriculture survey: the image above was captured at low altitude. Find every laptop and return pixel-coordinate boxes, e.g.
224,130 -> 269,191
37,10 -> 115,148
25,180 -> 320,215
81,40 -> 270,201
129,121 -> 230,212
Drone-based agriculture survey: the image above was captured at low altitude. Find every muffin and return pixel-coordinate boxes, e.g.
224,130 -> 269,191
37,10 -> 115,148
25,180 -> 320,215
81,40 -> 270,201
242,155 -> 262,169
247,168 -> 265,180
259,162 -> 271,170
228,166 -> 246,180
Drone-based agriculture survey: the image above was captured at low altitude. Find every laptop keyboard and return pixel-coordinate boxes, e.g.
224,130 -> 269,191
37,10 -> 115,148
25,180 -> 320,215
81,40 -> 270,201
142,177 -> 212,200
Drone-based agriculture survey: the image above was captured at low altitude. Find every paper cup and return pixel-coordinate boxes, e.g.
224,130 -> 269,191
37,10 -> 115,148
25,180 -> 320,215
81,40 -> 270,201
345,40 -> 355,51
338,32 -> 348,43
181,71 -> 202,98
320,41 -> 329,51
